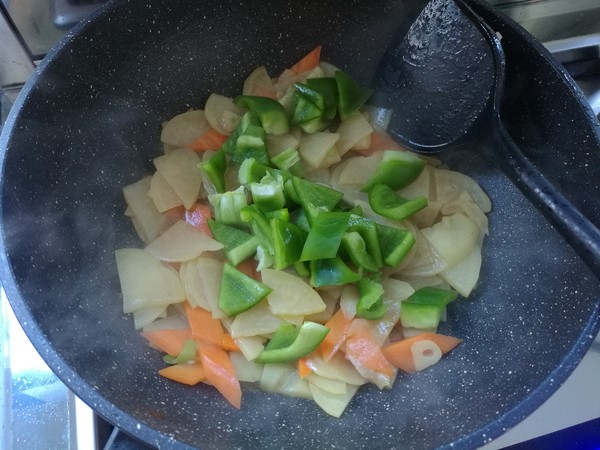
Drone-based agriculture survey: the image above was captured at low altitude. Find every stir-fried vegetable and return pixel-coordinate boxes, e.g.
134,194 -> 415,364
116,46 -> 491,416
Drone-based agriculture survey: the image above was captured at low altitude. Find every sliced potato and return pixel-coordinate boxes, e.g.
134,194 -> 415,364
338,151 -> 383,186
204,94 -> 243,135
309,383 -> 359,418
280,371 -> 313,399
123,176 -> 171,243
421,213 -> 479,268
145,220 -> 223,262
266,133 -> 299,158
318,145 -> 342,169
230,300 -> 285,338
434,168 -> 491,213
116,248 -> 185,313
154,148 -> 203,209
304,352 -> 367,385
196,257 -> 226,319
339,284 -> 359,320
441,244 -> 482,297
335,111 -> 374,156
262,268 -> 326,316
243,66 -> 276,98
179,259 -> 211,310
230,352 -> 264,382
442,191 -> 489,235
259,362 -> 296,392
234,335 -> 266,362
132,306 -> 166,330
148,170 -> 183,213
160,110 -> 211,148
306,373 -> 347,395
298,131 -> 340,169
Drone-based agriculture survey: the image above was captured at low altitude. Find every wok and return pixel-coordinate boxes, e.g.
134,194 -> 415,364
1,0 -> 599,448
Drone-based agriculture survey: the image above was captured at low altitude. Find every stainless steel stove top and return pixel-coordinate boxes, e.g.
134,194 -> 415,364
1,1 -> 600,449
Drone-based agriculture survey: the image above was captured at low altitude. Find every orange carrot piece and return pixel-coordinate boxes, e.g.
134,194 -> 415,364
221,334 -> 240,352
184,303 -> 226,348
158,362 -> 206,385
141,328 -> 193,356
235,259 -> 261,281
297,357 -> 313,378
354,131 -> 404,156
188,128 -> 229,151
344,319 -> 395,379
381,333 -> 462,373
198,342 -> 242,409
319,308 -> 352,362
185,203 -> 213,237
289,45 -> 322,75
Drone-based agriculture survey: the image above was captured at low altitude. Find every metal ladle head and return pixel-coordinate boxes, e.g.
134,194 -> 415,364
375,0 -> 504,152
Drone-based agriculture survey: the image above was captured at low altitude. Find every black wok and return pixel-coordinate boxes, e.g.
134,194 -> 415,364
1,0 -> 599,448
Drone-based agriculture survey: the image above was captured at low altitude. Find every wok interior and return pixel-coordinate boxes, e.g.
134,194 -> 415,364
1,0 -> 599,448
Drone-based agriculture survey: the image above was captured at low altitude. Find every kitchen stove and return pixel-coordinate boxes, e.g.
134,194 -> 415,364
1,1 -> 600,448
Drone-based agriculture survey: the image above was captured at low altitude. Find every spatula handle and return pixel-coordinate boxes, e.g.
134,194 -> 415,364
484,115 -> 600,279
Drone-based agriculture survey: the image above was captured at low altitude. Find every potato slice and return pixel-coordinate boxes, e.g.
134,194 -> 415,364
154,148 -> 203,209
309,383 -> 359,418
421,213 -> 479,268
123,176 -> 171,243
230,300 -> 285,338
145,220 -> 223,262
335,111 -> 374,156
262,268 -> 326,316
116,248 -> 185,313
298,131 -> 340,169
306,373 -> 347,395
434,168 -> 491,213
197,257 -> 226,319
230,352 -> 264,382
148,170 -> 183,213
441,244 -> 482,297
204,94 -> 243,135
338,151 -> 383,186
179,259 -> 211,310
132,306 -> 166,330
304,352 -> 367,386
160,110 -> 211,147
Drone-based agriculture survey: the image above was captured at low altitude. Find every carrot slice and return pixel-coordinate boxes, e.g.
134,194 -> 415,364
198,342 -> 242,408
354,131 -> 404,156
319,308 -> 352,361
141,328 -> 193,356
158,362 -> 206,385
185,203 -> 213,237
221,334 -> 240,352
184,303 -> 226,348
188,128 -> 228,151
344,319 -> 395,379
381,333 -> 462,373
289,46 -> 322,75
297,356 -> 313,378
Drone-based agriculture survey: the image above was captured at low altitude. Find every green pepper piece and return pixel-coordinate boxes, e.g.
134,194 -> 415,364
300,211 -> 350,261
264,207 -> 290,222
208,186 -> 248,226
233,125 -> 270,165
250,173 -> 286,212
335,70 -> 373,120
293,260 -> 310,278
234,95 -> 289,136
310,257 -> 361,287
341,231 -> 379,272
222,111 -> 261,155
291,176 -> 344,213
356,278 -> 386,320
347,215 -> 383,268
290,83 -> 325,126
198,149 -> 227,193
376,223 -> 416,267
368,183 -> 428,221
238,157 -> 270,185
400,287 -> 458,329
255,321 -> 330,363
362,150 -> 426,192
270,146 -> 301,172
219,263 -> 272,316
291,208 -> 311,233
208,220 -> 259,266
306,77 -> 338,120
240,205 -> 274,254
163,339 -> 197,365
271,217 -> 308,270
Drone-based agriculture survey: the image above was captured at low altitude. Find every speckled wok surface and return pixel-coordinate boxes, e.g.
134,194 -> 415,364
1,0 -> 599,448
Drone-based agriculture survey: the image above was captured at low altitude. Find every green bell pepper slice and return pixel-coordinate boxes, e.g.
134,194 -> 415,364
198,149 -> 227,193
376,222 -> 416,267
362,150 -> 426,192
341,231 -> 379,273
208,220 -> 259,266
234,95 -> 289,136
310,256 -> 361,287
300,211 -> 350,261
290,82 -> 325,126
356,277 -> 386,320
250,173 -> 286,212
271,217 -> 308,270
221,110 -> 261,155
208,186 -> 248,226
291,176 -> 344,214
400,287 -> 458,329
335,70 -> 373,120
305,77 -> 338,120
368,183 -> 428,221
219,263 -> 272,316
255,322 -> 330,363
347,214 -> 383,268
162,339 -> 197,365
233,124 -> 270,165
